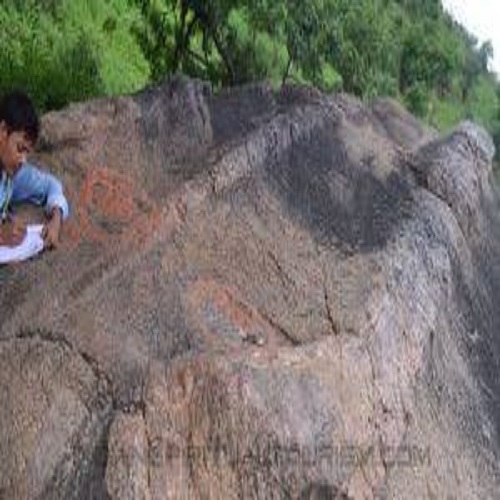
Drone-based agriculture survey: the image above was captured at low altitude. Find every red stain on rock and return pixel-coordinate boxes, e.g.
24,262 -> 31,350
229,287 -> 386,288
68,167 -> 161,248
187,277 -> 278,346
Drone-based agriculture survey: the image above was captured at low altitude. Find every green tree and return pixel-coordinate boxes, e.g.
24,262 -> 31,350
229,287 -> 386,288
2,0 -> 499,160
1,0 -> 149,111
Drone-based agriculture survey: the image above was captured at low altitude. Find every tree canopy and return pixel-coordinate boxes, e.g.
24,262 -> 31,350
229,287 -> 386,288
1,0 -> 499,159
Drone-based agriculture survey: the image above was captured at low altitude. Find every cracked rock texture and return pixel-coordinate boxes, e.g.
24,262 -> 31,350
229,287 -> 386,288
1,77 -> 500,499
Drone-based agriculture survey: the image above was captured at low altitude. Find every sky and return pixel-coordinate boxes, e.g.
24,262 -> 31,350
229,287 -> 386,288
442,0 -> 500,75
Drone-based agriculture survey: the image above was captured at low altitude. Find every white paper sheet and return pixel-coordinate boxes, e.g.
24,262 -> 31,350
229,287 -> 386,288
0,225 -> 45,264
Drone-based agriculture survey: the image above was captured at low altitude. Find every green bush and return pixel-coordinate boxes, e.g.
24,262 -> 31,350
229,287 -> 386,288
0,0 -> 149,112
404,82 -> 430,118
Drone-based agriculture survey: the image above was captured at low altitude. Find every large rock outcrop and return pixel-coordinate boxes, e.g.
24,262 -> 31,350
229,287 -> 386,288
1,77 -> 499,499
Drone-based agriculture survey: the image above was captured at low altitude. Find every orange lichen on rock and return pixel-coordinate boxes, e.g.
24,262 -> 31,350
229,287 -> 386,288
70,166 -> 161,248
187,277 -> 277,346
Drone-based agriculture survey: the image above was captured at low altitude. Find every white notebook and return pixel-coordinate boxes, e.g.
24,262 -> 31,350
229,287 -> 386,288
0,225 -> 45,264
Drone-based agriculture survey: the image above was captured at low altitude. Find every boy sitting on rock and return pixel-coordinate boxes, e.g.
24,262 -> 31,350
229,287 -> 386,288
0,90 -> 69,249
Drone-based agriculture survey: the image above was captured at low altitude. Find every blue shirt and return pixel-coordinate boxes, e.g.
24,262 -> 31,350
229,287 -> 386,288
0,163 -> 69,221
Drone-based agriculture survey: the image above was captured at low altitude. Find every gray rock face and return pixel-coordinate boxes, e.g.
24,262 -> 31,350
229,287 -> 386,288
1,77 -> 499,498
0,334 -> 112,499
105,412 -> 150,500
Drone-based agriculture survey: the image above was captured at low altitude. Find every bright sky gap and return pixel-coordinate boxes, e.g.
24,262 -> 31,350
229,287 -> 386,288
442,0 -> 500,75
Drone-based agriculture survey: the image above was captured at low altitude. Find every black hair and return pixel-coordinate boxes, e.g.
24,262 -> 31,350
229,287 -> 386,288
0,90 -> 40,144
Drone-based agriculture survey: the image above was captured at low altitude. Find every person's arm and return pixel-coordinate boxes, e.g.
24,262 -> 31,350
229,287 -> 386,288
40,205 -> 63,248
12,163 -> 69,248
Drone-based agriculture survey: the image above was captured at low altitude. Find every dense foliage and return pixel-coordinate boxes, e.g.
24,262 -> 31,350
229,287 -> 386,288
1,0 -> 499,159
0,0 -> 149,110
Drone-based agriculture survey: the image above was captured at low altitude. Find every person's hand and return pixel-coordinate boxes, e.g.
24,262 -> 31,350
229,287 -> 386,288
42,207 -> 62,249
0,217 -> 26,247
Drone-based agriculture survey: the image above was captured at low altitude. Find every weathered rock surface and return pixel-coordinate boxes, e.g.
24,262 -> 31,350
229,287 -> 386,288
1,77 -> 500,499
